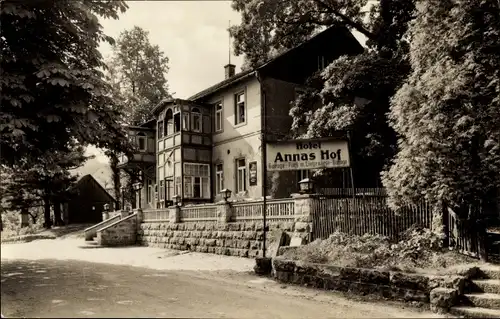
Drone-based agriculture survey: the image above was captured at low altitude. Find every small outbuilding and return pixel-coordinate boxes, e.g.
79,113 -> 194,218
62,174 -> 116,224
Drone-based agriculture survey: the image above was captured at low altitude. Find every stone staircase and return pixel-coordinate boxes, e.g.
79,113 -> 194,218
82,210 -> 139,247
450,266 -> 500,318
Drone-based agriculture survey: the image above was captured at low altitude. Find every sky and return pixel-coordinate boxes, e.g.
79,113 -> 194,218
88,0 -> 246,163
87,0 -> 368,164
99,0 -> 245,100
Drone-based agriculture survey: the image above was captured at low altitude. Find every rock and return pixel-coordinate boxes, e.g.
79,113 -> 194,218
290,236 -> 306,247
390,272 -> 429,291
359,268 -> 390,285
267,230 -> 287,258
430,287 -> 458,312
294,222 -> 310,232
254,257 -> 272,276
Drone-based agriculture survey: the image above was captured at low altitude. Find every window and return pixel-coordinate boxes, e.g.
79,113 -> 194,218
183,163 -> 210,199
165,109 -> 174,135
165,179 -> 173,201
158,153 -> 164,167
215,163 -> 223,194
182,112 -> 189,131
165,160 -> 173,177
174,113 -> 181,132
215,102 -> 223,132
191,108 -> 202,132
175,176 -> 182,198
157,121 -> 164,139
318,56 -> 328,71
297,169 -> 310,182
159,180 -> 164,201
147,179 -> 153,204
234,92 -> 246,125
137,133 -> 147,152
236,158 -> 247,193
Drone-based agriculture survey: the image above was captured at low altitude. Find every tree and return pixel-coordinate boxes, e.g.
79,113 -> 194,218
231,0 -> 415,185
382,0 -> 500,211
109,153 -> 121,209
0,0 -> 131,167
382,0 -> 500,259
4,143 -> 91,228
107,26 -> 171,126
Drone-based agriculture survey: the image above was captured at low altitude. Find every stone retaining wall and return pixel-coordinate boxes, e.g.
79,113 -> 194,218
84,214 -> 121,241
272,258 -> 465,311
97,213 -> 137,246
138,221 -> 294,258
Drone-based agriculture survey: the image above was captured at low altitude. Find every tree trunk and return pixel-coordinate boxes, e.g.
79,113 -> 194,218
43,197 -> 52,229
53,201 -> 63,226
28,212 -> 37,224
110,153 -> 121,210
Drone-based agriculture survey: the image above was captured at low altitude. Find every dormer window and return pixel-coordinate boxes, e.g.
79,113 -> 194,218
191,107 -> 202,132
137,133 -> 147,152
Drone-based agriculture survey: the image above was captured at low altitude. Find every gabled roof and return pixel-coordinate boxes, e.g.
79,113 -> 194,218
74,174 -> 116,203
187,25 -> 362,102
187,69 -> 256,102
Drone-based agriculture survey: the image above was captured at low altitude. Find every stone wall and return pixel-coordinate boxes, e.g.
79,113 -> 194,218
138,221 -> 294,258
97,213 -> 137,246
272,258 -> 465,310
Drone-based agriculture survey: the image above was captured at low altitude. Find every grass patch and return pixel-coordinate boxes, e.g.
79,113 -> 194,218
281,225 -> 477,274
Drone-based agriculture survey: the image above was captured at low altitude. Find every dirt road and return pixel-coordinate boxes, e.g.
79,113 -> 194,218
1,239 -> 446,318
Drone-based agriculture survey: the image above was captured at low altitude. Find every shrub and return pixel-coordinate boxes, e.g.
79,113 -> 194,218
281,225 -> 471,272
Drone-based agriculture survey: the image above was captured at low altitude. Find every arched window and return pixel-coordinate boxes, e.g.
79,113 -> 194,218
165,109 -> 173,135
137,132 -> 147,152
191,107 -> 202,132
157,110 -> 165,139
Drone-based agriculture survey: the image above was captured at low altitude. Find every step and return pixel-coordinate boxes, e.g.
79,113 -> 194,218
78,241 -> 104,249
473,279 -> 500,294
465,293 -> 500,310
481,265 -> 500,280
450,306 -> 500,318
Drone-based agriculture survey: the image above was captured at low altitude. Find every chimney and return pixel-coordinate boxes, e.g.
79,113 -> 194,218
224,64 -> 236,79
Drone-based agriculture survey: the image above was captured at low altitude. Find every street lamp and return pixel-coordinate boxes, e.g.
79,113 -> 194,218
120,185 -> 127,210
103,203 -> 110,212
133,182 -> 144,209
298,178 -> 315,194
220,189 -> 232,202
172,194 -> 181,206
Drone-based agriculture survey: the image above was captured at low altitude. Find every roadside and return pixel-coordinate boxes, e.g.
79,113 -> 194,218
1,223 -> 92,244
1,238 -> 255,272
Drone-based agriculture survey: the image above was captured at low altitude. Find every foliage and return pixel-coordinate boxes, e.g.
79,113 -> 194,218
107,26 -> 171,126
382,0 -> 500,216
231,0 -> 416,185
109,153 -> 121,208
1,210 -> 44,239
0,0 -> 131,167
282,227 -> 469,271
230,0 -> 372,68
2,142 -> 90,227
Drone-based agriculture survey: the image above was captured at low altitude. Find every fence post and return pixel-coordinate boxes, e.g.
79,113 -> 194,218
169,205 -> 181,223
133,208 -> 143,223
216,201 -> 233,223
291,193 -> 319,245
